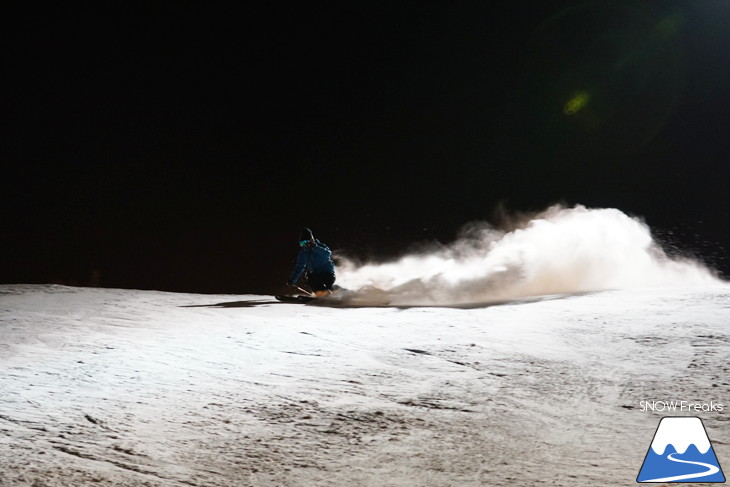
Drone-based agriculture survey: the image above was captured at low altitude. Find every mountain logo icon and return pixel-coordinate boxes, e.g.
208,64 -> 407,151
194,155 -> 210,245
637,416 -> 725,483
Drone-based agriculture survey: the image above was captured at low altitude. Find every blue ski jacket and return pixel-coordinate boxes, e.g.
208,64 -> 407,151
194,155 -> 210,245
289,240 -> 335,285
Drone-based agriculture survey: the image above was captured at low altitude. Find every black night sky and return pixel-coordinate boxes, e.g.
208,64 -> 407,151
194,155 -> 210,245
4,1 -> 729,294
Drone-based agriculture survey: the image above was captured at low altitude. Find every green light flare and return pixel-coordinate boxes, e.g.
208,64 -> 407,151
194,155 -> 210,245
563,91 -> 590,115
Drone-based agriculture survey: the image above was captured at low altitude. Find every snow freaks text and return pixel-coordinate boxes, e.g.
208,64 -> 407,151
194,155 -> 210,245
639,401 -> 724,413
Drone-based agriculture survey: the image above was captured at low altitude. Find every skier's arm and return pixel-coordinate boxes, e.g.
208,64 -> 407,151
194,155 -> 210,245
288,249 -> 308,285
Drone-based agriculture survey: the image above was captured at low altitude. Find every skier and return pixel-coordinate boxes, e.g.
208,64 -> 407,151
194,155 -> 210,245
287,228 -> 336,297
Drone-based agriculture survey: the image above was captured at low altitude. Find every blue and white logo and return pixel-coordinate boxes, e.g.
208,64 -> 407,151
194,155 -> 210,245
637,417 -> 725,483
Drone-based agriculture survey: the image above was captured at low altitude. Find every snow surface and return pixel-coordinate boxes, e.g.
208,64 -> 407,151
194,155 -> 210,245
1,283 -> 728,486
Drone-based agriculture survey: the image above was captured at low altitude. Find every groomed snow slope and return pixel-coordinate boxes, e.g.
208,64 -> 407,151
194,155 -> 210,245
0,284 -> 728,486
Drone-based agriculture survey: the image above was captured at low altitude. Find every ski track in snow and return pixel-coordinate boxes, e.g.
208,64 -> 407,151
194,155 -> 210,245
0,284 -> 728,486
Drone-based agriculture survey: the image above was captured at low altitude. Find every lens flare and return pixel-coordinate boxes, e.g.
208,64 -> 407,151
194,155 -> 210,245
563,91 -> 590,115
653,15 -> 681,40
524,3 -> 685,152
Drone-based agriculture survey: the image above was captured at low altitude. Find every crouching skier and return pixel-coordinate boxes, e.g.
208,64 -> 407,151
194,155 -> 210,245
288,228 -> 336,297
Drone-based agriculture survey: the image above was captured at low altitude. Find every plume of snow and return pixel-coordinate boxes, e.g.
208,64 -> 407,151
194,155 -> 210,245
335,205 -> 721,306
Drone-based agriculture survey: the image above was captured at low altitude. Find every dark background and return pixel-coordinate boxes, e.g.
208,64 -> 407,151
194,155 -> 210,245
4,1 -> 729,294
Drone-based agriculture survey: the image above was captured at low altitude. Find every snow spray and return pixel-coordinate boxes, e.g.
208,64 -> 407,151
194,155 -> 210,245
335,205 -> 722,306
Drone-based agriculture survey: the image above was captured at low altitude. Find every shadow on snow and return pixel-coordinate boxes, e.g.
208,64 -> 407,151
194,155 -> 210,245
180,292 -> 591,309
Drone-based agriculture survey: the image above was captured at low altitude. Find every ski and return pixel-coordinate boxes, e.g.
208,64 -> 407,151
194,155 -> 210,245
275,294 -> 316,303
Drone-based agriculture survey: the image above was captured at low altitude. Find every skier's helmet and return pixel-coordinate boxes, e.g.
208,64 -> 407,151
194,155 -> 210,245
299,227 -> 314,246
